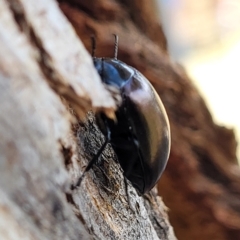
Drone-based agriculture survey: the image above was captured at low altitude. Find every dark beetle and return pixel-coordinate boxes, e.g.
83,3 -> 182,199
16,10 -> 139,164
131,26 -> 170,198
73,36 -> 170,195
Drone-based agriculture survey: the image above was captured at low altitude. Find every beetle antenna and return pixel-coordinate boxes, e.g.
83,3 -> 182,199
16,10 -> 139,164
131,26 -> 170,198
91,35 -> 96,58
113,34 -> 118,59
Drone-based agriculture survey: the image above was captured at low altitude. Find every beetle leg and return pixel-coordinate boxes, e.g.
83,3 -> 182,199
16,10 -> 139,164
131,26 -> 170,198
122,104 -> 146,194
71,121 -> 111,190
125,130 -> 146,194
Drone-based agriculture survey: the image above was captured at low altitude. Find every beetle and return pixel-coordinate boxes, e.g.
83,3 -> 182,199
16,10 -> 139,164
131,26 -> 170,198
73,35 -> 170,195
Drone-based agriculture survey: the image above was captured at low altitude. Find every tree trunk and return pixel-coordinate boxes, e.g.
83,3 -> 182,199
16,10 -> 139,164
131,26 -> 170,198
59,1 -> 240,239
1,0 -> 239,240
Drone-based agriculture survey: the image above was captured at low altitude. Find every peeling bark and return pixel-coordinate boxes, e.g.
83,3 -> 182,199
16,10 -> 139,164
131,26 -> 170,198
59,1 -> 240,240
1,0 -> 239,239
0,1 -> 91,238
0,0 -> 175,239
8,0 -> 116,119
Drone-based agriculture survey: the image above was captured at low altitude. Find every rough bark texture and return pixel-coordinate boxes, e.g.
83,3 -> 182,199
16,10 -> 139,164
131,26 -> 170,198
0,1 -> 95,239
0,0 -> 176,239
1,0 -> 240,240
70,112 -> 176,239
58,0 -> 240,240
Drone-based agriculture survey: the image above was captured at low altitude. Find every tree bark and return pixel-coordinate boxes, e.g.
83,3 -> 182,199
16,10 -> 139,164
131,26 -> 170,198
0,0 -> 176,239
59,1 -> 240,240
1,0 -> 240,240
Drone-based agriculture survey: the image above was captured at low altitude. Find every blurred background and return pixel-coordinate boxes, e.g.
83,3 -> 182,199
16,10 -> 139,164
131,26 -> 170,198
156,0 -> 240,160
